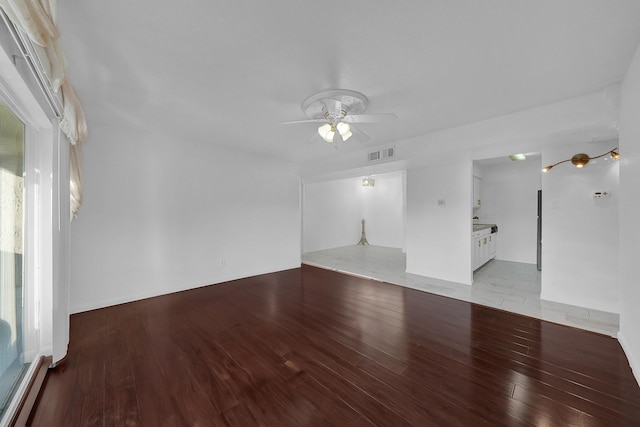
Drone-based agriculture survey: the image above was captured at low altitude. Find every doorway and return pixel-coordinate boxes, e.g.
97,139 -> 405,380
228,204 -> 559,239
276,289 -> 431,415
302,170 -> 406,255
471,154 -> 542,274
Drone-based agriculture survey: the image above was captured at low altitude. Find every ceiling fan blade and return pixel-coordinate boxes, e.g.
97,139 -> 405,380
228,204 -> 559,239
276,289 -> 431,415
352,125 -> 370,142
279,118 -> 328,125
342,113 -> 397,123
305,131 -> 320,144
324,98 -> 342,116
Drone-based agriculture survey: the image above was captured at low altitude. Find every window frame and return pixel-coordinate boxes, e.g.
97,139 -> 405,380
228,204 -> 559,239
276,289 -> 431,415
0,41 -> 56,426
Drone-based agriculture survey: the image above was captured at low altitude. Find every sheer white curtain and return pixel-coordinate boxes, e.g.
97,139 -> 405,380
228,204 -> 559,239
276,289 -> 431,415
0,0 -> 88,219
69,139 -> 82,219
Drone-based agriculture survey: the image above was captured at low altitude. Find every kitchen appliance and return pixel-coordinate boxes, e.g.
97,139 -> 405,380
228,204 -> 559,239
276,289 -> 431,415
537,190 -> 542,271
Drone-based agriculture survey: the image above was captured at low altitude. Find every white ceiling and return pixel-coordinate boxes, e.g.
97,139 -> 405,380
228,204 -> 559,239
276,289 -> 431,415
57,1 -> 640,164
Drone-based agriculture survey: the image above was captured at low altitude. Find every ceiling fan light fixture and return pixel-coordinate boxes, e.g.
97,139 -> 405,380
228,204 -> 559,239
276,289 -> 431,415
336,122 -> 352,141
282,89 -> 396,147
318,123 -> 335,142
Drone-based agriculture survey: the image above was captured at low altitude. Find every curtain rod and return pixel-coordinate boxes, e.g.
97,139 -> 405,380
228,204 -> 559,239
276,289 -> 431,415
0,8 -> 63,118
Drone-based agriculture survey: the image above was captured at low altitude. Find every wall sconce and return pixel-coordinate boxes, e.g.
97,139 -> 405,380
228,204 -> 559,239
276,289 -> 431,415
362,177 -> 375,187
542,147 -> 619,172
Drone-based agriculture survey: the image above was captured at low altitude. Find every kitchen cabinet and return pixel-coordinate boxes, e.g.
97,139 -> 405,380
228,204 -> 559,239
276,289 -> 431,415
473,176 -> 482,208
472,228 -> 496,270
488,233 -> 496,258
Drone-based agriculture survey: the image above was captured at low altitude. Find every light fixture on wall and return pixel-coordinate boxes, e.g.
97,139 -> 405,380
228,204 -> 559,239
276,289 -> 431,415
542,147 -> 619,172
362,176 -> 375,187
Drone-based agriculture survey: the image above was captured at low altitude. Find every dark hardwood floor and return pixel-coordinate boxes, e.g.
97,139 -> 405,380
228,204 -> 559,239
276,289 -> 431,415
28,265 -> 640,426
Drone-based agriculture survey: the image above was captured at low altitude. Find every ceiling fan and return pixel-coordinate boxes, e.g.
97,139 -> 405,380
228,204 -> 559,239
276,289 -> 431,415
280,89 -> 397,146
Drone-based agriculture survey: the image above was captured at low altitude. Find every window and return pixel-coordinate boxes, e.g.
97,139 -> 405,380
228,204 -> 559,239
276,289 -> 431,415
0,101 -> 27,418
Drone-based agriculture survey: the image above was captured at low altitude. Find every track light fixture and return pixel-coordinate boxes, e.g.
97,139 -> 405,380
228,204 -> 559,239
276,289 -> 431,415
542,147 -> 619,173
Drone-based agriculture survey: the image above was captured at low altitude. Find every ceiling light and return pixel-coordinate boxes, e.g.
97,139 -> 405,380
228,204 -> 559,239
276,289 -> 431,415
318,122 -> 352,143
542,147 -> 619,172
317,123 -> 335,143
282,89 -> 397,148
611,149 -> 620,160
336,122 -> 352,141
362,177 -> 375,187
509,154 -> 526,161
571,153 -> 589,168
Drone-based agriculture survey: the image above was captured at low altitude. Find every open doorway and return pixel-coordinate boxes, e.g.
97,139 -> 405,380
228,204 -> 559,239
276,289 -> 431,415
470,153 -> 543,311
301,170 -> 407,278
471,154 -> 542,273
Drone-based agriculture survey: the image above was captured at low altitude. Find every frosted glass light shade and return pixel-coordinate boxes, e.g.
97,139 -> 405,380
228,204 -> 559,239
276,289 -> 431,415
317,123 -> 335,142
336,122 -> 352,141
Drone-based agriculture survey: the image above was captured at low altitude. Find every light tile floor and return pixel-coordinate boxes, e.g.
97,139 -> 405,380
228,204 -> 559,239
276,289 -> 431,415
302,245 -> 619,337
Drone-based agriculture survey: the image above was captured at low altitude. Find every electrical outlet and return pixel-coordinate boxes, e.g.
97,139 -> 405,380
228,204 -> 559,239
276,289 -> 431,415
220,259 -> 226,267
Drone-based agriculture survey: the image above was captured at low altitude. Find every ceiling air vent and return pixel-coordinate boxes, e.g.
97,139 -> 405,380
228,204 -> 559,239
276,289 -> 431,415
368,151 -> 381,161
367,146 -> 395,162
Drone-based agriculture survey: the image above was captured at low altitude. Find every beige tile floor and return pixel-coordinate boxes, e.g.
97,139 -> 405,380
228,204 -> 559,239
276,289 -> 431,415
302,245 -> 619,337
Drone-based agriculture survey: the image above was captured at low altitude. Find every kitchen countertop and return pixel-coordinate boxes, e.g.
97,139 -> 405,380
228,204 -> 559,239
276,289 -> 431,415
473,223 -> 496,232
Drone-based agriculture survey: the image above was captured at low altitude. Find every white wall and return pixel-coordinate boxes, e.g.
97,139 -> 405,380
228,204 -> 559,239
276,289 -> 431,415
619,42 -> 640,384
540,141 -> 619,313
406,160 -> 473,285
303,177 -> 364,252
70,126 -> 301,313
362,171 -> 405,249
303,171 -> 404,252
477,158 -> 541,264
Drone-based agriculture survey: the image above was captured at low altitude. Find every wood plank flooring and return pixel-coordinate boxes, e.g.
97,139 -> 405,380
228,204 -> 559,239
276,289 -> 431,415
28,265 -> 640,426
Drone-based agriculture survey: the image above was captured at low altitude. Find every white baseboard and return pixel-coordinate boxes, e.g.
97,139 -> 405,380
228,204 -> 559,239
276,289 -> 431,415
618,331 -> 640,387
